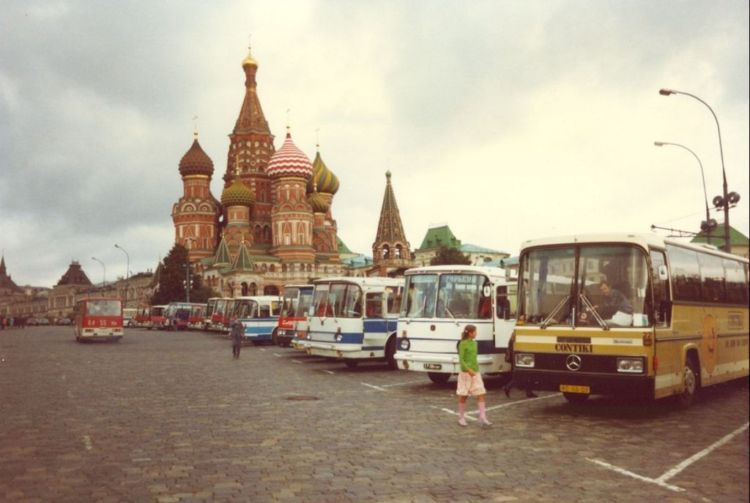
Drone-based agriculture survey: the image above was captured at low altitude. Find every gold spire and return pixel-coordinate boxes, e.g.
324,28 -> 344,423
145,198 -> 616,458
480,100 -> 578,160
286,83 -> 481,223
242,37 -> 257,67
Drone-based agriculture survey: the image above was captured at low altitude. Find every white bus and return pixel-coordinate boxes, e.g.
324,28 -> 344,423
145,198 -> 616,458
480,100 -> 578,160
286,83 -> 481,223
395,265 -> 517,384
232,295 -> 282,344
306,277 -> 404,368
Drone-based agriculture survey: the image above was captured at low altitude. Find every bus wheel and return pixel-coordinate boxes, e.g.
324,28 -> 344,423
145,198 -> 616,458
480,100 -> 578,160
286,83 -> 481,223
272,329 -> 279,346
385,336 -> 397,370
677,356 -> 699,408
344,360 -> 359,369
428,372 -> 451,385
563,392 -> 589,404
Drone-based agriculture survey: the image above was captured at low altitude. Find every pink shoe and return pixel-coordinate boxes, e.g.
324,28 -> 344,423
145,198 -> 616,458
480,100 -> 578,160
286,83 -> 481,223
458,417 -> 467,427
480,418 -> 492,427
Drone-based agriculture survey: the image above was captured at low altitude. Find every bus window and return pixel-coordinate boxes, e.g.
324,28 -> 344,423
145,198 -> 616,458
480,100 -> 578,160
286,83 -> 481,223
496,286 -> 512,320
724,259 -> 748,304
699,253 -> 725,303
313,285 -> 331,316
650,250 -> 671,326
667,245 -> 702,302
259,304 -> 271,318
385,286 -> 401,315
403,274 -> 437,318
365,292 -> 383,318
343,285 -> 363,318
271,301 -> 281,316
330,283 -> 347,317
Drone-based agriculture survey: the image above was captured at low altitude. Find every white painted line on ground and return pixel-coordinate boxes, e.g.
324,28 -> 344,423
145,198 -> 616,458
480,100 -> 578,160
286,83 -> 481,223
273,353 -> 281,357
361,383 -> 388,392
656,421 -> 749,484
291,359 -> 303,364
587,458 -> 684,492
320,369 -> 335,375
586,421 -> 749,494
82,435 -> 93,451
381,379 -> 425,388
431,406 -> 478,421
484,393 -> 561,412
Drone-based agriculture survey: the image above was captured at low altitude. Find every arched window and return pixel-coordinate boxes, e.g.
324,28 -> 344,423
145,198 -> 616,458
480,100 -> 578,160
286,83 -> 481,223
241,282 -> 249,296
382,245 -> 390,259
395,245 -> 402,259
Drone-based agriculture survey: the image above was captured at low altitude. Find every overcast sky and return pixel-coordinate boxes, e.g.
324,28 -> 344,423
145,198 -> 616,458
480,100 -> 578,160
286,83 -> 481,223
1,0 -> 748,287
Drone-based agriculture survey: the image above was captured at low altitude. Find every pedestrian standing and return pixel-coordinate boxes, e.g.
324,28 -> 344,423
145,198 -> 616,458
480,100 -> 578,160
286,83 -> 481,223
456,324 -> 491,427
231,319 -> 244,359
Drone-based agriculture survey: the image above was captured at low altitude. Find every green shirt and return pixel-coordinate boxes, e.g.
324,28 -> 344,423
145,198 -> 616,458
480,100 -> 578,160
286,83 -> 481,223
458,338 -> 479,373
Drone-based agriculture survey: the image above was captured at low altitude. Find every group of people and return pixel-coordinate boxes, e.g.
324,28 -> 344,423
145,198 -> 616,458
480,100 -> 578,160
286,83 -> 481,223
0,316 -> 26,329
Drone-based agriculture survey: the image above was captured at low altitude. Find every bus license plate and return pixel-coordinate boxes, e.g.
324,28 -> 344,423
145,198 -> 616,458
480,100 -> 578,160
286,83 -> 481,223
424,363 -> 442,370
560,384 -> 590,394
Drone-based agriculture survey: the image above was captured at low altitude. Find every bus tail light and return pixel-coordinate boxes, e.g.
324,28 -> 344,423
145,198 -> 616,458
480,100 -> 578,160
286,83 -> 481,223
653,356 -> 658,372
515,353 -> 535,368
642,333 -> 653,346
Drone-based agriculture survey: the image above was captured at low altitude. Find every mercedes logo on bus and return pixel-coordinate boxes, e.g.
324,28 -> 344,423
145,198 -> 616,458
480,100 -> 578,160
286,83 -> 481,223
565,354 -> 582,371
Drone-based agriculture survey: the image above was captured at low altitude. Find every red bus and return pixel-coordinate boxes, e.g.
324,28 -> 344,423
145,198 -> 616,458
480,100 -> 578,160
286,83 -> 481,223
148,305 -> 167,330
74,298 -> 123,342
276,285 -> 314,347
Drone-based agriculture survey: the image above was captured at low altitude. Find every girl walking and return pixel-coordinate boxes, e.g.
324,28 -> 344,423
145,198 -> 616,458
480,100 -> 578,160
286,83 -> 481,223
456,324 -> 491,427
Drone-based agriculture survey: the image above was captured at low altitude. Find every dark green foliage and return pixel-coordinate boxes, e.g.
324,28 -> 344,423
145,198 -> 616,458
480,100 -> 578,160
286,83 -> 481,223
429,245 -> 471,266
151,244 -> 218,305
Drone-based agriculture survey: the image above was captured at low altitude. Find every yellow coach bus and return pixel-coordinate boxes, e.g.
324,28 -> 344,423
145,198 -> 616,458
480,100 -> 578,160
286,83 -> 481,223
512,233 -> 748,406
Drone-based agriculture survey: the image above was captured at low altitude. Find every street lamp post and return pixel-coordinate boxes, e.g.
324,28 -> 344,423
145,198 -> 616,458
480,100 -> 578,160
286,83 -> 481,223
114,244 -> 130,307
653,141 -> 716,244
91,257 -> 106,287
659,88 -> 740,253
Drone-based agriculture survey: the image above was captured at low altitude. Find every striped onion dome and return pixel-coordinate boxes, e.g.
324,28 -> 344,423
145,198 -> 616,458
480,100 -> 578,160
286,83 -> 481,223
179,138 -> 214,177
221,174 -> 255,207
307,151 -> 339,195
266,131 -> 313,179
307,191 -> 330,213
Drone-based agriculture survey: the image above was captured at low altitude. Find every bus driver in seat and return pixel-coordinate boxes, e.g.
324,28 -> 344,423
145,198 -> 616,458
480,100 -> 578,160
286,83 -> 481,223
581,279 -> 633,326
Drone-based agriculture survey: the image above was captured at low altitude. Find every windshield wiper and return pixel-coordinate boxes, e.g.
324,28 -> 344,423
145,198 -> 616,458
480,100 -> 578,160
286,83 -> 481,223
444,306 -> 459,326
579,293 -> 609,330
541,295 -> 570,329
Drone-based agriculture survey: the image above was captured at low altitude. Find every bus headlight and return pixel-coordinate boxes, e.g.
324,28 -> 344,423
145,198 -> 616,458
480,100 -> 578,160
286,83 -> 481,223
515,353 -> 535,368
616,357 -> 644,373
399,337 -> 410,351
335,333 -> 343,342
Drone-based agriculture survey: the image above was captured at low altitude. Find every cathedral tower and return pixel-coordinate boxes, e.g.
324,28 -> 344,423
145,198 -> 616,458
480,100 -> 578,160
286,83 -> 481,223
220,160 -> 255,256
266,129 -> 315,263
372,171 -> 413,273
307,146 -> 340,262
172,133 -> 220,262
226,46 -> 275,254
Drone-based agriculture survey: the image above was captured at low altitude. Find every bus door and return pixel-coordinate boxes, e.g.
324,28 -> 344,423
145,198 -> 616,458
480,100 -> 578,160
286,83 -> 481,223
494,284 -> 516,349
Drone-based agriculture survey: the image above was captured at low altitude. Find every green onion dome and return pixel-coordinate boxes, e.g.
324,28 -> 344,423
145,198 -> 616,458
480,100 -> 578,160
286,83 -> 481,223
307,151 -> 339,195
179,137 -> 214,177
221,175 -> 255,207
307,190 -> 330,213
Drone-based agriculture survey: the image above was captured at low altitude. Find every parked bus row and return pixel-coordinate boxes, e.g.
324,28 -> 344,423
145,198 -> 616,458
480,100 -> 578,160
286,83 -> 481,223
80,233 -> 748,407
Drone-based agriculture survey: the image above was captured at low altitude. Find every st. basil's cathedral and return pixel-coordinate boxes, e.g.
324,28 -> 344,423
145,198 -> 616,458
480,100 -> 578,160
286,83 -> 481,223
171,47 -> 412,296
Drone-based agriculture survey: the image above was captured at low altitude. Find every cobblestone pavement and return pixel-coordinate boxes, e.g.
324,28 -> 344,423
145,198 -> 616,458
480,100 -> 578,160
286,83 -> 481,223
1,327 -> 748,502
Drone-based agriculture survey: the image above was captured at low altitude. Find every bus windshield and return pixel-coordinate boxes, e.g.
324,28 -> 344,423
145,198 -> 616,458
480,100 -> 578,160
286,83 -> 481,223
295,289 -> 313,317
86,300 -> 122,317
402,273 -> 491,319
520,245 -> 650,327
282,288 -> 300,317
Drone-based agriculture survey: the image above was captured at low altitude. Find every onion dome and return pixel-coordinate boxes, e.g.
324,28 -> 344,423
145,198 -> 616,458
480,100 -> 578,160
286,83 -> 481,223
266,131 -> 313,179
307,151 -> 339,195
307,190 -> 330,213
179,136 -> 214,177
221,173 -> 255,207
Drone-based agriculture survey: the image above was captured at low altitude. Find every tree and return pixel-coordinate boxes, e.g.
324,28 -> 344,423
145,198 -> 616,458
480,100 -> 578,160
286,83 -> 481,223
430,245 -> 471,266
151,244 -> 218,305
